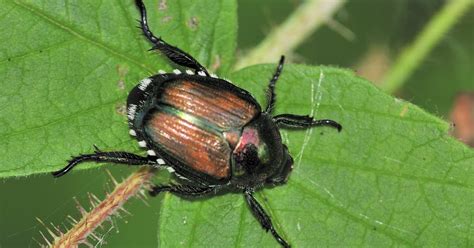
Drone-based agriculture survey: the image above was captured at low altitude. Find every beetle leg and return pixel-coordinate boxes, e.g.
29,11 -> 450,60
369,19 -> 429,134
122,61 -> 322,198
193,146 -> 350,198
265,56 -> 285,114
273,113 -> 342,132
149,184 -> 214,197
244,189 -> 290,248
134,0 -> 209,76
52,147 -> 158,177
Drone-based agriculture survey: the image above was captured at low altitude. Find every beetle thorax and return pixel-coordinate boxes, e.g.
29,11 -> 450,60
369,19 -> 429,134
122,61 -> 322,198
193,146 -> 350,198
230,114 -> 288,188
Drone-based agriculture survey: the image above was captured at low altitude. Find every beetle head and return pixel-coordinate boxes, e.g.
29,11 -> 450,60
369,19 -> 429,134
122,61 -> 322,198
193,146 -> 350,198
231,114 -> 293,188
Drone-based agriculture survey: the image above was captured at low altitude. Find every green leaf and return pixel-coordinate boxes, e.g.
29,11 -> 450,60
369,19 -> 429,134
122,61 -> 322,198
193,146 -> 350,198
159,65 -> 474,247
0,0 -> 237,177
2,1 -> 473,247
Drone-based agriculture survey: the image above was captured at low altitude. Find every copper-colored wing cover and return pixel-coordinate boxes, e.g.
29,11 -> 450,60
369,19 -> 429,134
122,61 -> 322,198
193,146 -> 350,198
144,79 -> 259,180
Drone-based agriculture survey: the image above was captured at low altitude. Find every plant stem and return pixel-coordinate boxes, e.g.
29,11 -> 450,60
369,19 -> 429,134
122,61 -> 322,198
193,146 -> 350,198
50,167 -> 154,247
234,0 -> 346,70
381,0 -> 473,94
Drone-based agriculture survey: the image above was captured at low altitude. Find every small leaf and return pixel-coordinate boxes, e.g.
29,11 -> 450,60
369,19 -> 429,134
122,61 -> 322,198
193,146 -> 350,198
0,0 -> 237,177
158,65 -> 474,247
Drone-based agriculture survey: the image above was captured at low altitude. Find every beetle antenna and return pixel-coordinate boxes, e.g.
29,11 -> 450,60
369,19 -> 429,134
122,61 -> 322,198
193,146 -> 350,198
273,114 -> 342,132
265,56 -> 285,114
134,0 -> 210,76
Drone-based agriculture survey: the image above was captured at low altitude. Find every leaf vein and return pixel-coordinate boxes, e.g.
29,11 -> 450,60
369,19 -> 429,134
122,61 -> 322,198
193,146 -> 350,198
309,157 -> 472,189
0,39 -> 75,64
0,97 -> 124,139
12,1 -> 155,74
291,180 -> 414,245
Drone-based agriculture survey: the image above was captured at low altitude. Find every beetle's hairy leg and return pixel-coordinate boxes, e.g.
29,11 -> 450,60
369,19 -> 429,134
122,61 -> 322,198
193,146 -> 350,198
52,150 -> 158,178
134,0 -> 209,76
265,56 -> 285,114
273,113 -> 342,132
244,189 -> 290,248
149,184 -> 214,197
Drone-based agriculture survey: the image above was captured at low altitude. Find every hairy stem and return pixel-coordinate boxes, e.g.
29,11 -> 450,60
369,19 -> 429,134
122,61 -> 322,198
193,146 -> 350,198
51,167 -> 154,247
234,0 -> 346,69
381,0 -> 473,93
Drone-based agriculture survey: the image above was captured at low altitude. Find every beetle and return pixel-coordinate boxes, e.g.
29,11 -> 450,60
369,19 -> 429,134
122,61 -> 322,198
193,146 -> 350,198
52,1 -> 342,247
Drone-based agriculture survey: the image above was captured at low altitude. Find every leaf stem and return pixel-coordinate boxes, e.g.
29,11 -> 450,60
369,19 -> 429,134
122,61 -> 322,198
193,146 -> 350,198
234,0 -> 346,69
50,167 -> 154,247
380,0 -> 473,93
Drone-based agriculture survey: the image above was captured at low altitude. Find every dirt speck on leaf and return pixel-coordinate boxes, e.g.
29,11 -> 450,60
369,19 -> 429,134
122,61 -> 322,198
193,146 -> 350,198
162,16 -> 172,23
158,0 -> 167,10
399,104 -> 409,117
117,81 -> 125,91
116,65 -> 129,91
187,16 -> 199,30
211,55 -> 221,72
182,216 -> 187,225
115,103 -> 127,116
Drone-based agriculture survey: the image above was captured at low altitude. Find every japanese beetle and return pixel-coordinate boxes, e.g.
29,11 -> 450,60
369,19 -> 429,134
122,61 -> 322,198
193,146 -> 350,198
52,1 -> 342,247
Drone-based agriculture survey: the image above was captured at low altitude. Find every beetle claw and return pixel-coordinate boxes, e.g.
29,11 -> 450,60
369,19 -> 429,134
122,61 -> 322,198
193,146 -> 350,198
93,144 -> 102,152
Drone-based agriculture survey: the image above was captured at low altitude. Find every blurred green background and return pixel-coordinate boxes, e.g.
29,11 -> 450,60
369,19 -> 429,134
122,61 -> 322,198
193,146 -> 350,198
0,0 -> 472,247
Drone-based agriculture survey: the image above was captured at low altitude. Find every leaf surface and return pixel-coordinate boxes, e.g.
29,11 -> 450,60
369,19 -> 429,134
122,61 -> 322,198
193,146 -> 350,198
159,64 -> 474,247
0,0 -> 237,177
